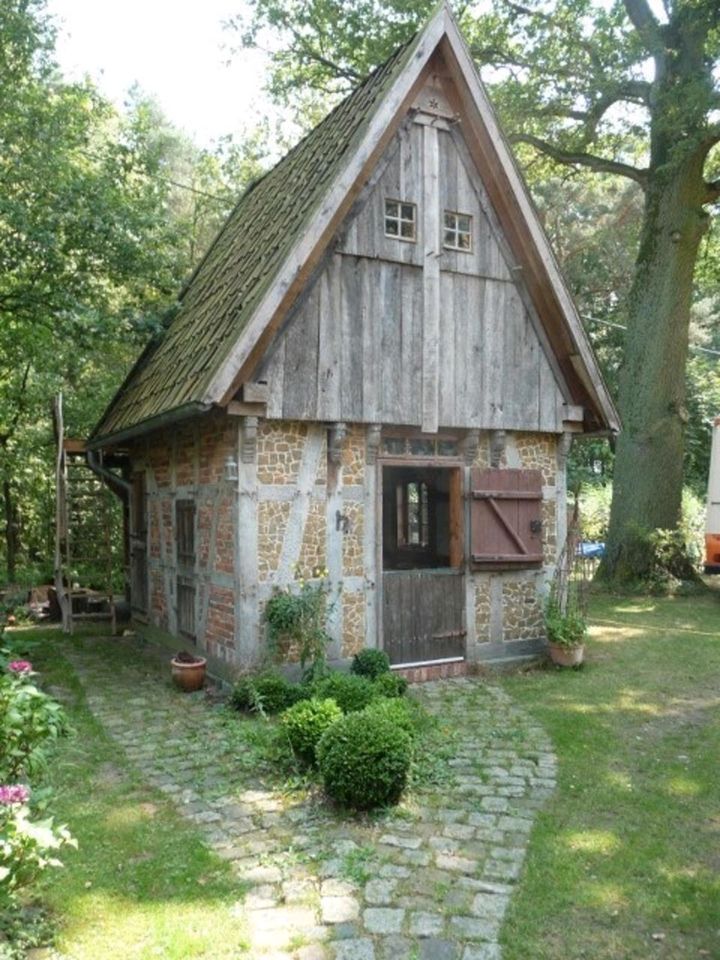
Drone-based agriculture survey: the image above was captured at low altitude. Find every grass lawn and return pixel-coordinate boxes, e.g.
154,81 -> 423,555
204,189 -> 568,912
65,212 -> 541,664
8,627 -> 251,960
499,590 -> 720,960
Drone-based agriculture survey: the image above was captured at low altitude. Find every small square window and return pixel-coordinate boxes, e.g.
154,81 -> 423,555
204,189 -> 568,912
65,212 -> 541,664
443,211 -> 472,252
385,199 -> 416,242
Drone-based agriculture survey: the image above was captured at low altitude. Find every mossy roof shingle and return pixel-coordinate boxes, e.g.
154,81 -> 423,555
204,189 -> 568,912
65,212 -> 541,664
92,37 -> 418,442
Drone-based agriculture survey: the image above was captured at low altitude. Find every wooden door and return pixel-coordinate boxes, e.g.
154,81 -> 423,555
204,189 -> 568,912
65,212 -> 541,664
382,569 -> 465,666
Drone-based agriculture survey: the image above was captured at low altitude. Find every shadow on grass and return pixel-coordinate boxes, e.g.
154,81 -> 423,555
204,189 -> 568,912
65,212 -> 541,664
499,592 -> 720,960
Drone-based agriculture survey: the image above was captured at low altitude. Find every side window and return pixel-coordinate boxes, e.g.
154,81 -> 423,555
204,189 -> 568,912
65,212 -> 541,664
176,499 -> 196,567
443,210 -> 473,252
385,199 -> 417,241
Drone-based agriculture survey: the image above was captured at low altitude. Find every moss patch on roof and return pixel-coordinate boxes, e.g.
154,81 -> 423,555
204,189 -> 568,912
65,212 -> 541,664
93,37 -> 419,442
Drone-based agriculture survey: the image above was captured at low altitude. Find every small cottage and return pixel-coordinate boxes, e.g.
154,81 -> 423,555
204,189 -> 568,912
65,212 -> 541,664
88,5 -> 618,680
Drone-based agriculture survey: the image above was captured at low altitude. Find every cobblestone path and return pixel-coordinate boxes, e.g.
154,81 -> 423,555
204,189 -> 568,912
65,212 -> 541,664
67,637 -> 556,960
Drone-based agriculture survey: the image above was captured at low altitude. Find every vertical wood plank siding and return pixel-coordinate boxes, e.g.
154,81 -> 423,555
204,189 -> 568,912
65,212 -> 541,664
258,115 -> 566,433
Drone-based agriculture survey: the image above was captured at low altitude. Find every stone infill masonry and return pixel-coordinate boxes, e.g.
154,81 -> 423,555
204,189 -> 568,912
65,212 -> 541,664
67,637 -> 556,960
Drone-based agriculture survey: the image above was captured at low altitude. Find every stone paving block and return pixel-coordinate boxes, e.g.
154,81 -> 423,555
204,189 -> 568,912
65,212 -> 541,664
379,833 -> 423,850
435,853 -> 479,874
409,911 -> 445,936
419,939 -> 461,960
449,916 -> 497,941
461,944 -> 502,960
363,907 -> 405,934
470,893 -> 509,921
376,935 -> 413,959
364,878 -> 397,905
322,896 -> 360,924
331,939 -> 375,960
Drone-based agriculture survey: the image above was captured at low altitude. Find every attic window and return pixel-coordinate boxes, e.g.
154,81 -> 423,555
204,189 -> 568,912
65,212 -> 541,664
385,199 -> 416,241
443,211 -> 472,252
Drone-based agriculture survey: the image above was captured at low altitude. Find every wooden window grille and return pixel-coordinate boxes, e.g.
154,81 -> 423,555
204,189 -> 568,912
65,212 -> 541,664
384,199 -> 417,241
443,210 -> 473,252
176,499 -> 196,567
397,480 -> 430,547
470,468 -> 543,566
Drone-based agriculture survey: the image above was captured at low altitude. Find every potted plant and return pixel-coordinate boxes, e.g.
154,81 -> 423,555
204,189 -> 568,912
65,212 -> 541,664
545,596 -> 587,667
171,650 -> 207,691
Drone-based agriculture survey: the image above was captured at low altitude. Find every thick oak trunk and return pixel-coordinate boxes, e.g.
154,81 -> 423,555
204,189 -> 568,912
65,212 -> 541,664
601,157 -> 709,581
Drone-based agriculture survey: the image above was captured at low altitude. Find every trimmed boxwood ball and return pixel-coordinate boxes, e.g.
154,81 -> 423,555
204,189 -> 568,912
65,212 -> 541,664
231,671 -> 305,714
310,671 -> 376,713
317,711 -> 412,809
372,671 -> 408,699
350,648 -> 390,680
362,696 -> 419,739
280,697 -> 343,763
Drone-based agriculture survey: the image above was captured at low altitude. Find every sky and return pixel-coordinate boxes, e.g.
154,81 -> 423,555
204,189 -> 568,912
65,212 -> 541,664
46,0 -> 273,147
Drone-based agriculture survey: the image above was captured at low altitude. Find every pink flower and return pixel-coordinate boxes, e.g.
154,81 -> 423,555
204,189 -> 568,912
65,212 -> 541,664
8,660 -> 32,674
0,784 -> 30,805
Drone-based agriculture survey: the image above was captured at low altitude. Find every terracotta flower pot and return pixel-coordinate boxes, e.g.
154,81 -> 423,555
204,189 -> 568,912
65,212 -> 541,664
548,643 -> 585,668
171,656 -> 207,692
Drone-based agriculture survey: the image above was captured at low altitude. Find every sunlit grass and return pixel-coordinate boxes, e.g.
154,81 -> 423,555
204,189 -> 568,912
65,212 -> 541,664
499,590 -> 720,960
10,626 -> 250,960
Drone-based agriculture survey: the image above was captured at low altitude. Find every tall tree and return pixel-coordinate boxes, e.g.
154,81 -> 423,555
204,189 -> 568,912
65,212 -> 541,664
0,0 -> 268,582
234,0 -> 720,581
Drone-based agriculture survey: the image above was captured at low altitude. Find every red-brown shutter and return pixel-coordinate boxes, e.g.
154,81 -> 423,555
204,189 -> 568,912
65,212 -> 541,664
470,468 -> 543,566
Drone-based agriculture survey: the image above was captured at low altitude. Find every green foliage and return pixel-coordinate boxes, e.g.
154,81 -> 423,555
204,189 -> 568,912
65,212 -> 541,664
0,795 -> 76,912
578,485 -> 705,566
644,529 -> 700,593
279,697 -> 342,764
230,671 -> 304,715
317,711 -> 411,810
265,569 -> 333,674
310,671 -> 376,714
544,596 -> 587,650
0,668 -> 68,781
0,0 -> 270,585
350,648 -> 390,680
371,671 -> 408,699
361,696 -> 421,739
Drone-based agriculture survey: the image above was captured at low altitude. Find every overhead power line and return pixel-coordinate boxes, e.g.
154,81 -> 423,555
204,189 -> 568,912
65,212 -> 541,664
582,313 -> 720,358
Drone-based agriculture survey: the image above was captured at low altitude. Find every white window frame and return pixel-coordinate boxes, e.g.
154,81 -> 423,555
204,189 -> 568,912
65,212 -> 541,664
384,199 -> 417,242
443,210 -> 473,252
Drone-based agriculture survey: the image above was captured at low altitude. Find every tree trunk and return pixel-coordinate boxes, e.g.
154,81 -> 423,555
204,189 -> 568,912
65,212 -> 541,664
3,477 -> 18,583
601,156 -> 709,581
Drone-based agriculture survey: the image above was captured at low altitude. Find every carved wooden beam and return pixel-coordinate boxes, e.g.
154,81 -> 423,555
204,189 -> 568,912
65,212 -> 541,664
489,429 -> 506,467
366,424 -> 382,464
462,429 -> 480,465
241,416 -> 258,464
328,422 -> 347,465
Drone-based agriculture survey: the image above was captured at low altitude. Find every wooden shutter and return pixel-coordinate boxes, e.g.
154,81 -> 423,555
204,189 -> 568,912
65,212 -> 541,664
470,468 -> 543,566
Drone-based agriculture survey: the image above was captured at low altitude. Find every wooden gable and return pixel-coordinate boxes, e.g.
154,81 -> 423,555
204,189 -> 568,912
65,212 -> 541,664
256,86 -> 570,434
91,4 -> 618,448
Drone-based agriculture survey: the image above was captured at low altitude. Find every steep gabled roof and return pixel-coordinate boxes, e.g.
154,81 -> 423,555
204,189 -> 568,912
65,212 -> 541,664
92,3 -> 619,445
92,36 -> 420,442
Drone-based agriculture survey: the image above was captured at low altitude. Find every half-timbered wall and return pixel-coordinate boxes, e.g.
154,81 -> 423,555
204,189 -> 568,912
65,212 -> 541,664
257,110 -> 568,434
128,414 -> 564,671
127,413 -> 240,665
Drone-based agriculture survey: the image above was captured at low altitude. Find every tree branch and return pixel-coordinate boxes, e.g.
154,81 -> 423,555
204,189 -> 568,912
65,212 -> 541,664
622,0 -> 662,48
511,133 -> 649,187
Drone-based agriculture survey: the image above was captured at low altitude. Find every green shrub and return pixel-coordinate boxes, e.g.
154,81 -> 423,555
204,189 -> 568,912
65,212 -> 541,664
231,672 -> 304,715
0,787 -> 76,912
372,671 -> 408,698
317,711 -> 412,810
362,696 -> 420,739
310,671 -> 376,714
279,697 -> 342,763
0,666 -> 68,781
350,648 -> 390,680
